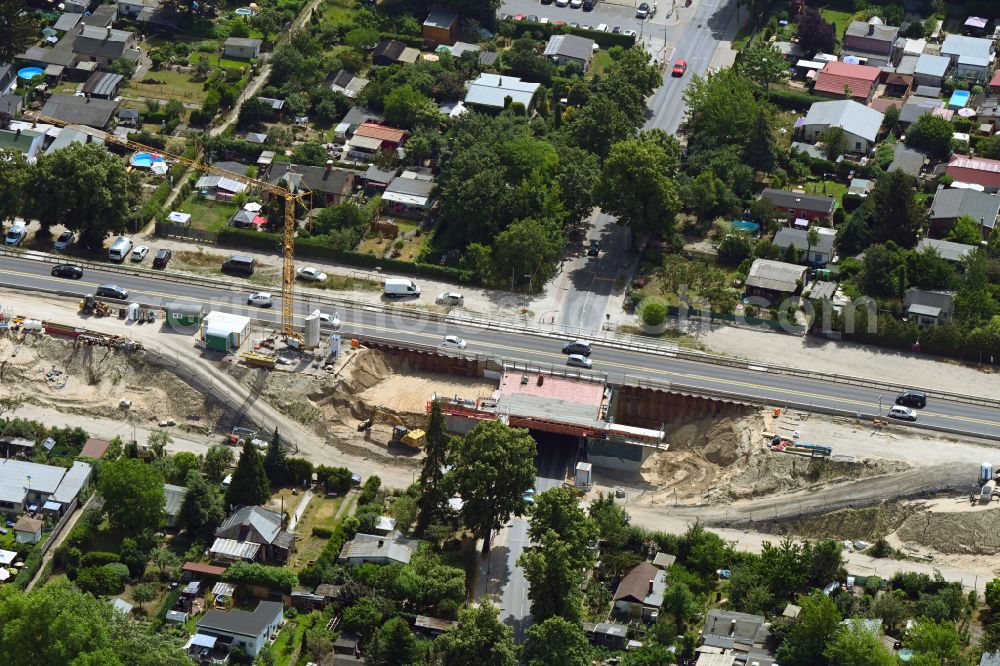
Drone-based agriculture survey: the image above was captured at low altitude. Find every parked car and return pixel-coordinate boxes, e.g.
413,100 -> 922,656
297,266 -> 328,282
623,29 -> 637,37
567,354 -> 593,369
51,264 -> 83,279
436,292 -> 464,306
152,248 -> 172,268
672,59 -> 688,76
612,26 -> 622,34
555,0 -> 569,6
887,405 -> 917,421
130,245 -> 149,262
500,13 -> 513,20
562,339 -> 592,356
96,284 -> 128,300
636,2 -> 650,18
570,0 -> 583,7
588,240 -> 601,257
247,292 -> 273,307
582,0 -> 595,9
4,222 -> 27,247
895,390 -> 926,409
596,23 -> 608,31
54,231 -> 76,250
441,335 -> 467,350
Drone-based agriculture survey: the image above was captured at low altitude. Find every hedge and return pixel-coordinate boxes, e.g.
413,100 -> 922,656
214,227 -> 478,284
222,561 -> 298,591
312,526 -> 333,538
378,32 -> 423,48
298,523 -> 349,588
13,548 -> 43,590
81,551 -> 120,568
767,87 -> 826,111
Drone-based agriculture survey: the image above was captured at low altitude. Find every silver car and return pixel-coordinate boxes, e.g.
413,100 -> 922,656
567,354 -> 593,369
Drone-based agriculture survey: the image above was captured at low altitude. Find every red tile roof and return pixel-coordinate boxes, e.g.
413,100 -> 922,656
990,71 -> 1000,90
814,61 -> 880,98
946,154 -> 1000,188
182,562 -> 227,576
79,438 -> 111,459
354,123 -> 407,144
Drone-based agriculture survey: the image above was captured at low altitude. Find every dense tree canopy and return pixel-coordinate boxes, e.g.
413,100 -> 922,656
521,616 -> 591,666
595,132 -> 682,237
99,458 -> 166,535
435,602 -> 516,666
226,441 -> 271,508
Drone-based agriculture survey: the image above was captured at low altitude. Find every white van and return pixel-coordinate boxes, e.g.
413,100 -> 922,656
4,222 -> 27,247
108,236 -> 133,262
383,278 -> 420,299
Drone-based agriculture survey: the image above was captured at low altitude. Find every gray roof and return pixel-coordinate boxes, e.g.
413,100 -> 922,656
225,37 -> 262,48
0,459 -> 68,502
773,227 -> 835,256
904,288 -> 955,315
0,93 -> 22,116
981,652 -> 1000,666
803,100 -> 884,142
326,69 -> 368,97
257,97 -> 284,110
913,85 -> 941,97
916,237 -> 975,263
363,164 -> 396,185
790,141 -> 826,160
340,533 -> 417,564
53,13 -> 82,32
75,26 -> 134,59
163,483 -> 187,518
423,7 -> 458,28
888,144 -> 926,176
845,20 -> 900,44
583,621 -> 629,638
914,53 -> 950,77
384,174 -> 434,198
268,162 -> 357,195
340,106 -> 383,128
652,552 -> 676,568
895,54 -> 918,76
216,505 -> 283,544
544,34 -> 595,63
759,188 -> 835,215
373,39 -> 406,63
465,73 -> 539,109
20,45 -> 77,68
46,127 -> 104,155
772,41 -> 805,58
450,41 -> 481,58
746,259 -> 808,293
703,609 -> 769,646
899,96 -> 941,124
941,34 -> 994,60
211,160 -> 251,176
51,461 -> 92,504
41,94 -> 117,128
929,188 -> 1000,229
81,71 -> 123,97
197,600 -> 282,638
479,51 -> 499,66
110,598 -> 133,614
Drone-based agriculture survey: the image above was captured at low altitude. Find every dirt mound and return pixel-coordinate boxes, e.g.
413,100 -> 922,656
894,501 -> 1000,555
754,500 -> 923,541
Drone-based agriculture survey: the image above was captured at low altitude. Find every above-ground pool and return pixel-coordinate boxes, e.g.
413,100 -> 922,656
130,152 -> 166,168
949,89 -> 970,108
17,67 -> 44,81
729,220 -> 760,234
235,7 -> 254,16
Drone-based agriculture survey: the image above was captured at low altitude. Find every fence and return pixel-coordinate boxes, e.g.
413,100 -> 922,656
156,222 -> 219,243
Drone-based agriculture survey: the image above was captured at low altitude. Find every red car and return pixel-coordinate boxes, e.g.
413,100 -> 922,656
672,59 -> 687,77
514,13 -> 526,20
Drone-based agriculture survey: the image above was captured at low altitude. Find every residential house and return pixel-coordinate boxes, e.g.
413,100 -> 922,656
223,37 -> 262,60
940,34 -> 995,81
758,188 -> 835,221
211,505 -> 292,564
945,155 -> 1000,192
52,13 -> 82,33
916,237 -> 975,264
464,73 -> 540,112
701,609 -> 773,665
928,186 -> 1000,237
613,561 -> 665,620
382,170 -> 435,219
117,107 -> 138,126
888,144 -> 926,176
422,7 -> 458,44
347,122 -> 407,161
81,71 -> 123,99
913,53 -> 950,88
117,0 -> 158,17
334,106 -> 383,142
0,127 -> 44,162
163,483 -> 187,528
904,288 -> 955,326
0,459 -> 92,515
772,41 -> 806,61
842,19 -> 900,66
812,61 -> 881,103
13,516 -> 42,544
414,616 -> 457,638
268,162 -> 358,206
372,39 -> 407,66
898,95 -> 941,126
773,227 -> 836,265
195,174 -> 248,200
41,94 -> 118,128
326,69 -> 369,98
73,24 -> 137,67
801,100 -> 884,154
193,600 -> 283,658
0,91 -> 22,117
338,533 -> 418,566
543,34 -> 596,72
744,259 -> 808,302
362,164 -> 396,194
582,622 -> 629,650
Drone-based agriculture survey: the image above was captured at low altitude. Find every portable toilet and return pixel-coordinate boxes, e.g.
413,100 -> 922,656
576,462 -> 593,486
982,463 -> 993,484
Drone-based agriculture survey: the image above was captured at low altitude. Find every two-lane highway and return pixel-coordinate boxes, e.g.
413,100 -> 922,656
1,252 -> 999,439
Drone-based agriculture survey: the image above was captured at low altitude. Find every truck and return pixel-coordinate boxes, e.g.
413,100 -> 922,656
108,236 -> 133,263
383,278 -> 420,299
4,222 -> 27,247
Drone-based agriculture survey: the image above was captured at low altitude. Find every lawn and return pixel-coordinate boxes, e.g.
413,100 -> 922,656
792,178 -> 846,208
320,0 -> 355,27
176,193 -> 238,233
820,8 -> 855,37
357,220 -> 430,263
272,611 -> 320,666
186,52 -> 254,71
589,49 -> 614,78
125,69 -> 209,104
290,495 -> 347,571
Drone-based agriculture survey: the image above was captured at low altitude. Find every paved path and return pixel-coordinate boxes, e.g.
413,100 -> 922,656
26,493 -> 97,592
286,490 -> 313,532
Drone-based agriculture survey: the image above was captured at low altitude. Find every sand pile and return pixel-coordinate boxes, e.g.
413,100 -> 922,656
894,499 -> 1000,555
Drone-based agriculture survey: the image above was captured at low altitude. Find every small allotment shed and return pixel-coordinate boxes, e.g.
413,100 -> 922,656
201,311 -> 251,352
165,303 -> 205,328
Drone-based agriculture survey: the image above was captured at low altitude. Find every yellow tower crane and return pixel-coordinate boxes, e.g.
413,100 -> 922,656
25,112 -> 311,344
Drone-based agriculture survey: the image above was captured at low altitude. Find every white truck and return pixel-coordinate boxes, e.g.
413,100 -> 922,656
383,278 -> 420,299
108,236 -> 133,263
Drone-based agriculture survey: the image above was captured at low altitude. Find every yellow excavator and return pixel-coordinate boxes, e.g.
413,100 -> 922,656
79,295 -> 111,317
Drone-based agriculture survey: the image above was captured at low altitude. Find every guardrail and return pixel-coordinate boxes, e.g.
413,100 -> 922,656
4,246 -> 1000,411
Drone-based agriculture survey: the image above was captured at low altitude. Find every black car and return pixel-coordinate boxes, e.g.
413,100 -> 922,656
152,248 -> 172,268
895,390 -> 927,409
583,0 -> 595,9
51,264 -> 83,279
588,241 -> 601,257
612,26 -> 622,34
541,0 -> 553,4
527,14 -> 538,22
96,284 -> 128,300
562,339 -> 592,356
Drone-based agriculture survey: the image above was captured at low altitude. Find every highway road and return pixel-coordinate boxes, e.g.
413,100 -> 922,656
2,253 -> 999,440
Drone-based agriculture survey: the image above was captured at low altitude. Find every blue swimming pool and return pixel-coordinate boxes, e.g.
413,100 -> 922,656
234,7 -> 254,16
130,152 -> 165,168
17,67 -> 44,81
949,89 -> 970,108
729,220 -> 760,234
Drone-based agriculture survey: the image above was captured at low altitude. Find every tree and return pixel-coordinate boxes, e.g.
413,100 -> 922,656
0,150 -> 29,224
883,104 -> 900,134
662,581 -> 699,633
556,145 -> 600,223
226,441 -> 270,508
905,619 -> 960,663
805,227 -> 821,264
448,420 -> 537,555
250,8 -> 280,41
383,84 -> 435,130
262,428 -> 288,486
528,487 -> 598,569
978,133 -> 1000,159
521,616 -> 591,666
775,591 -> 842,666
435,602 -> 517,666
131,583 -> 156,611
368,616 -> 420,666
594,133 -> 681,237
417,400 -> 451,533
0,0 -> 38,64
589,492 -> 630,549
203,445 -> 233,483
570,94 -> 639,158
866,170 -> 926,247
147,429 -> 171,458
291,141 -> 329,167
237,97 -> 271,131
906,114 -> 954,159
738,44 -> 788,90
25,143 -> 140,249
821,126 -> 848,161
179,470 -> 225,542
0,396 -> 23,419
682,69 -> 761,152
947,214 -> 983,245
519,530 -> 585,622
491,217 -> 564,291
797,8 -> 835,54
823,621 -> 895,666
743,109 -> 777,172
148,546 -> 181,578
622,643 -> 677,666
99,458 -> 166,535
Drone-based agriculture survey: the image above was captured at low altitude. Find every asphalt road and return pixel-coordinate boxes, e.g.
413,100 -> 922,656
3,254 -> 1000,439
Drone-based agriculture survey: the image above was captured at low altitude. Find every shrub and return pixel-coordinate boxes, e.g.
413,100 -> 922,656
81,551 -> 121,568
76,565 -> 125,595
312,526 -> 333,538
315,466 -> 353,495
640,298 -> 668,327
13,549 -> 43,590
767,87 -> 825,111
223,562 -> 298,591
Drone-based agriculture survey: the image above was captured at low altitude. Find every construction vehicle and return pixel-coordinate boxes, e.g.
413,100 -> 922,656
391,425 -> 426,449
79,295 -> 111,317
26,111 -> 311,347
242,351 -> 277,369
